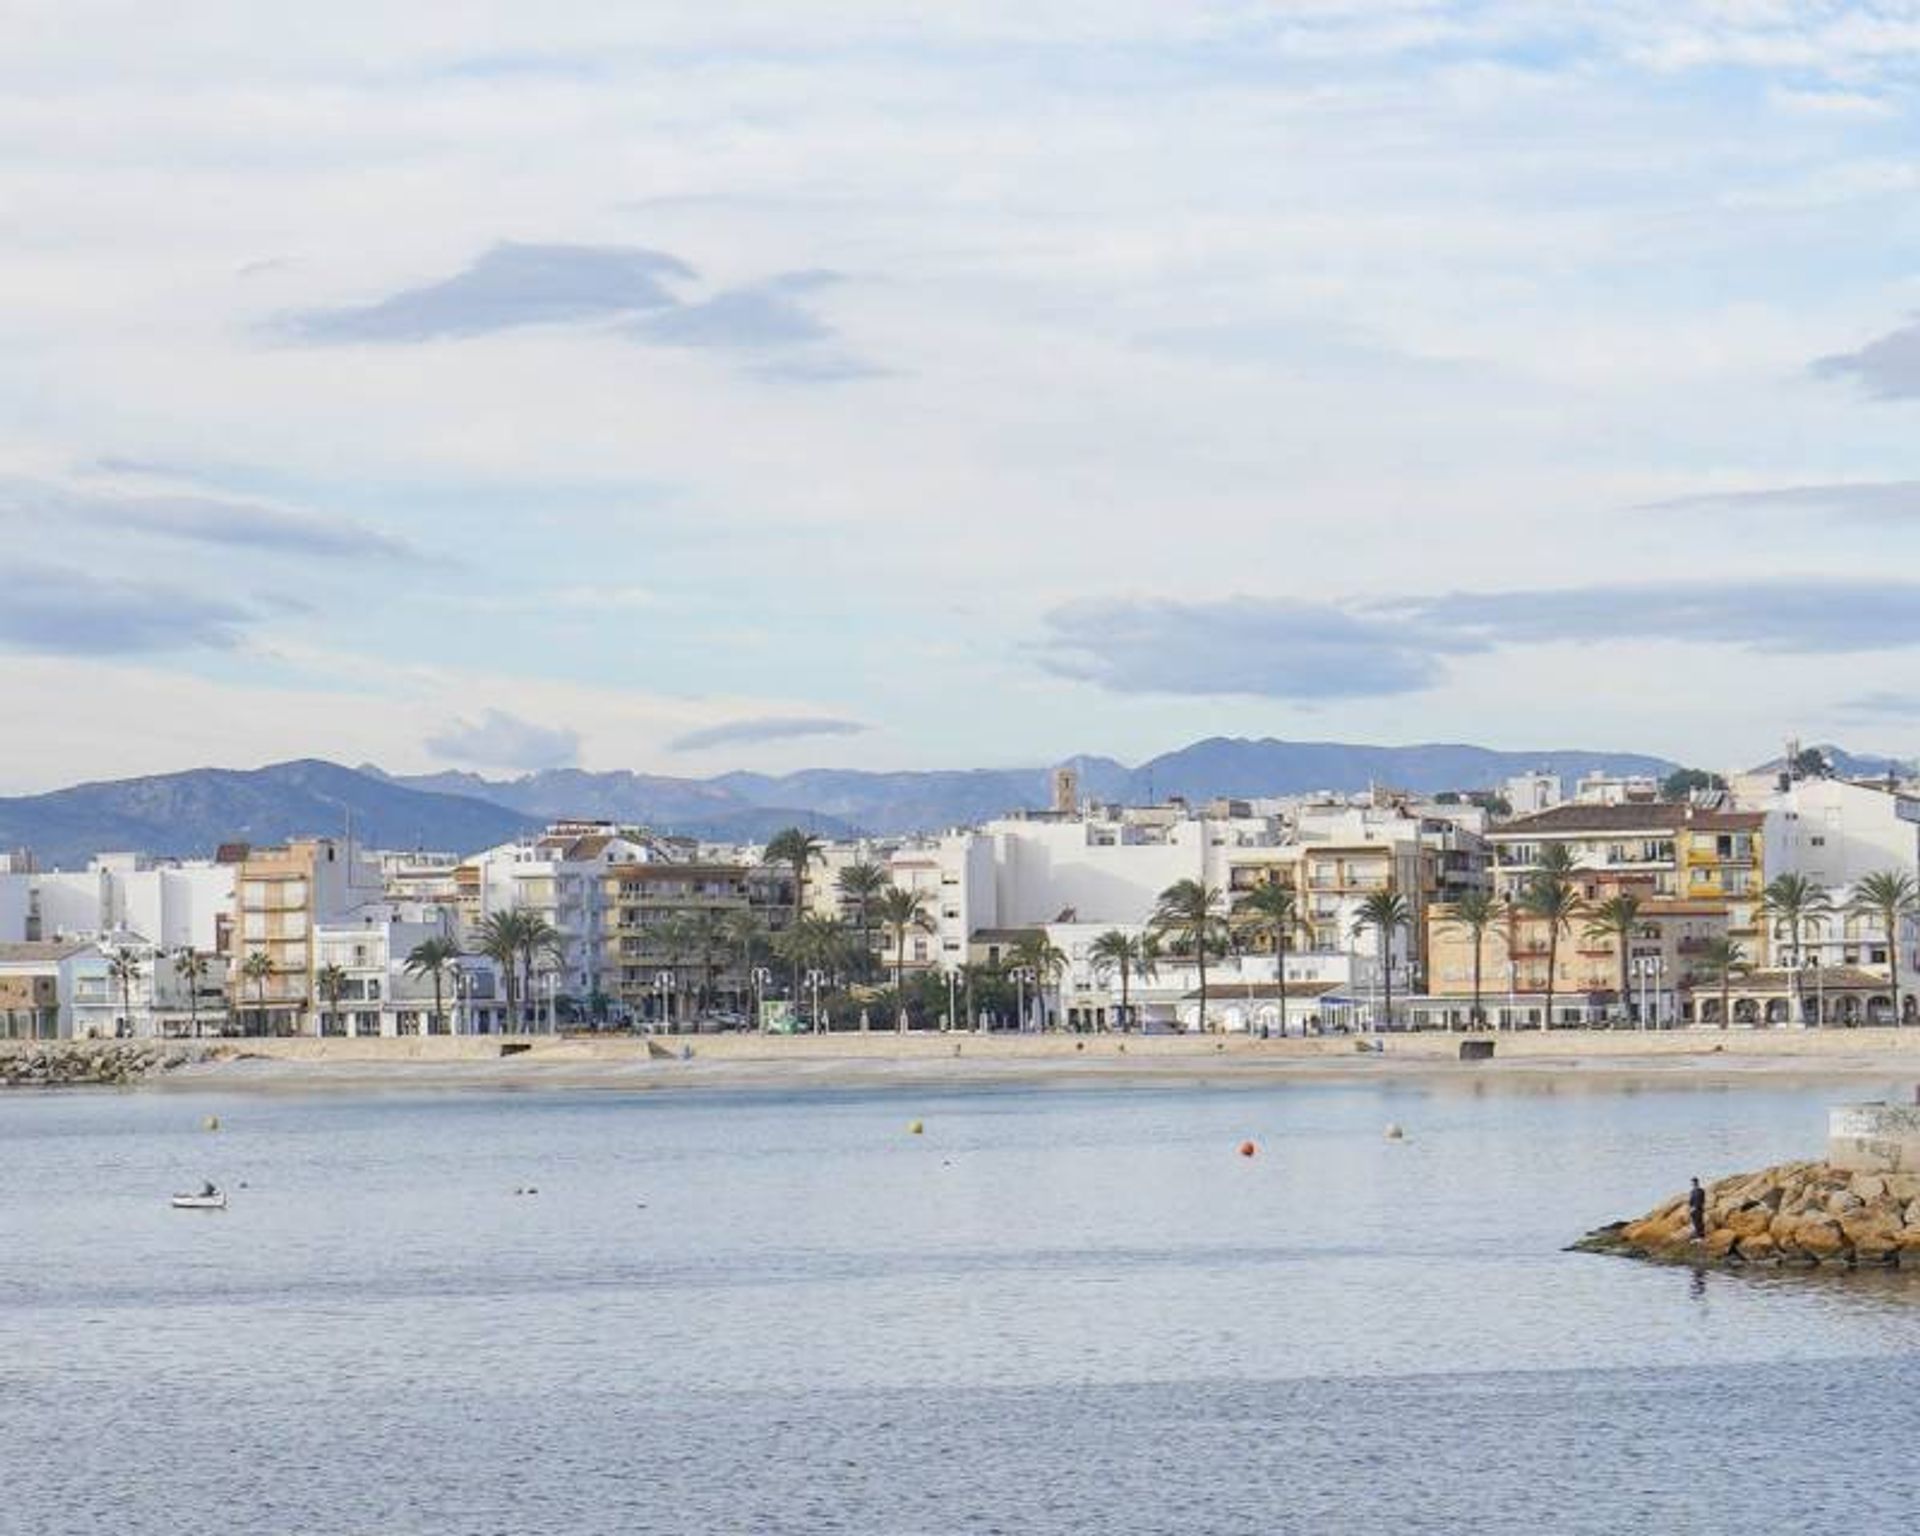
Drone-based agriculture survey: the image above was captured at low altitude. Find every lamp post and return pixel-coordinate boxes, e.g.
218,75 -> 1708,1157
944,967 -> 959,1031
1631,955 -> 1664,1031
1009,966 -> 1036,1034
544,970 -> 558,1034
1506,959 -> 1517,1032
456,967 -> 470,1036
805,968 -> 828,1032
653,969 -> 674,1033
749,965 -> 772,1032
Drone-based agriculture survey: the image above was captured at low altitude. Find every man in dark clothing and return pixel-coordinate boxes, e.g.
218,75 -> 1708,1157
1688,1177 -> 1707,1240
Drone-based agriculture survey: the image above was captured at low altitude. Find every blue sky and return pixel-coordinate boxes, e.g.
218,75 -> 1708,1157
5,2 -> 1920,788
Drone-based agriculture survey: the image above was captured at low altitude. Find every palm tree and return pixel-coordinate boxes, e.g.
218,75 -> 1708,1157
764,828 -> 826,1001
405,936 -> 461,1034
515,912 -> 563,1030
876,886 -> 934,1017
475,910 -> 525,1028
775,914 -> 853,1027
1761,873 -> 1834,1026
836,861 -> 891,982
1696,936 -> 1749,1030
1233,875 -> 1302,1035
1849,870 -> 1918,1026
1007,929 -> 1068,1032
173,948 -> 208,1038
1089,929 -> 1159,1031
241,949 -> 272,1034
1151,879 -> 1228,1033
721,907 -> 767,1015
1351,891 -> 1412,1031
683,910 -> 730,1018
1443,890 -> 1504,1029
316,963 -> 348,1036
1583,893 -> 1644,1026
107,949 -> 144,1038
1515,867 -> 1584,1031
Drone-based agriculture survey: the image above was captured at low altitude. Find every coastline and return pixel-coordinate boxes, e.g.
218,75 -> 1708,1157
20,1026 -> 1915,1096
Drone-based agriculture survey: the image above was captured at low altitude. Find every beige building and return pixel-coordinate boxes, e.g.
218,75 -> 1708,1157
224,838 -> 377,1034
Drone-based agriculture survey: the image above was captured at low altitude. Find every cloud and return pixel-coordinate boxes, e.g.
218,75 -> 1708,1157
1811,319 -> 1920,400
0,475 -> 416,559
1039,580 -> 1920,704
1400,579 -> 1920,655
0,561 -> 252,655
632,271 -> 841,351
1838,690 -> 1920,720
668,715 -> 870,752
1636,481 -> 1920,523
425,709 -> 581,771
279,242 -> 694,343
1036,596 -> 1478,700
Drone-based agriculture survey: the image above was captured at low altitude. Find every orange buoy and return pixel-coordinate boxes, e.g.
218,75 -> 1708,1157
1238,1140 -> 1257,1159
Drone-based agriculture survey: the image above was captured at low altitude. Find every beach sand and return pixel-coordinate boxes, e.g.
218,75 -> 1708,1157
131,1028 -> 1920,1096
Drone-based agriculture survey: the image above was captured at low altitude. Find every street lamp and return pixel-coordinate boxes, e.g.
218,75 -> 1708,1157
749,966 -> 773,1032
1630,955 -> 1664,1031
944,967 -> 959,1032
653,969 -> 674,1033
1008,966 -> 1037,1033
805,968 -> 828,1032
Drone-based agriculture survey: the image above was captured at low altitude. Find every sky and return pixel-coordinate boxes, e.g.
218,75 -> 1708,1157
6,1 -> 1920,790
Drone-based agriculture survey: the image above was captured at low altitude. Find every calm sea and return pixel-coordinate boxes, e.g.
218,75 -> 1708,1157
3,1076 -> 1917,1534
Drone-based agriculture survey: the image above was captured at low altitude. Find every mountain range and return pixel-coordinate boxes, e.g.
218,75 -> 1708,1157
0,737 -> 1697,868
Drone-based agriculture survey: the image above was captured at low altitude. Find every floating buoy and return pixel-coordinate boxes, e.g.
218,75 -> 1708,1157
1384,1122 -> 1406,1142
908,1120 -> 924,1136
1238,1140 -> 1257,1159
203,1115 -> 220,1132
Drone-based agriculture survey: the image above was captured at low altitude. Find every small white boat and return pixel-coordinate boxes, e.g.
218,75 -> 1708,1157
170,1191 -> 227,1210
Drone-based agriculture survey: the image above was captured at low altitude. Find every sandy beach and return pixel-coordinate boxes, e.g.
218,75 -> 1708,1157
88,1027 -> 1920,1096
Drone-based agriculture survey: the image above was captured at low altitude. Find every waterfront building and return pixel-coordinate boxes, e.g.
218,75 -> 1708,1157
225,837 -> 382,1034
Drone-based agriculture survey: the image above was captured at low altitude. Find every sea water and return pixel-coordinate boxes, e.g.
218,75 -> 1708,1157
3,1077 -> 1916,1534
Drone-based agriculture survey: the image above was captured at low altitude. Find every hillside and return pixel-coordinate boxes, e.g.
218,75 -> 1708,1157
0,760 -> 537,868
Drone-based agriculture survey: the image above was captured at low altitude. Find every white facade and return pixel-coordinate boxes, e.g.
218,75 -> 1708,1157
468,826 -> 675,1002
70,944 -> 230,1039
313,906 -> 503,1036
0,858 -> 234,953
1753,777 -> 1920,890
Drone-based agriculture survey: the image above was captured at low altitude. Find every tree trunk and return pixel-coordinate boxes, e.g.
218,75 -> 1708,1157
1380,934 -> 1392,1031
1470,930 -> 1483,1030
1197,947 -> 1208,1034
1277,925 -> 1290,1037
1543,923 -> 1558,1032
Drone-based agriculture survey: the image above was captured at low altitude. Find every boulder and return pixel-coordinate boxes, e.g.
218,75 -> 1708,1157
1791,1216 -> 1848,1257
1705,1229 -> 1742,1260
1723,1203 -> 1773,1239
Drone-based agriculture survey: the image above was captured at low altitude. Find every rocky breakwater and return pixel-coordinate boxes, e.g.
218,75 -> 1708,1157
1576,1161 -> 1920,1270
0,1041 -> 194,1087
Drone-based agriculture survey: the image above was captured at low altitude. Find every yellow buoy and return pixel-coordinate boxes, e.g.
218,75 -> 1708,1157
203,1115 -> 220,1132
908,1120 -> 924,1136
1384,1122 -> 1406,1142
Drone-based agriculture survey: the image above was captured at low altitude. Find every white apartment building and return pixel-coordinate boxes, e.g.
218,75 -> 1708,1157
0,855 -> 234,952
465,823 -> 686,1004
70,944 -> 231,1039
1749,776 -> 1920,890
312,905 -> 505,1037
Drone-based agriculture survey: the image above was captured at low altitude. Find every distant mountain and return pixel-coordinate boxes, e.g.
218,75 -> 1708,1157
372,766 -> 861,842
1747,744 -> 1915,781
0,738 -> 1705,867
1129,737 -> 1679,800
0,759 -> 538,869
388,739 -> 1675,838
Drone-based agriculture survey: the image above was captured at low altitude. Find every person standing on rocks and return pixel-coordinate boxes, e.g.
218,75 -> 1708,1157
1688,1177 -> 1707,1241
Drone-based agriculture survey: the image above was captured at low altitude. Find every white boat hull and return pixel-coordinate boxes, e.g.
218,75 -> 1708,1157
170,1193 -> 227,1210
